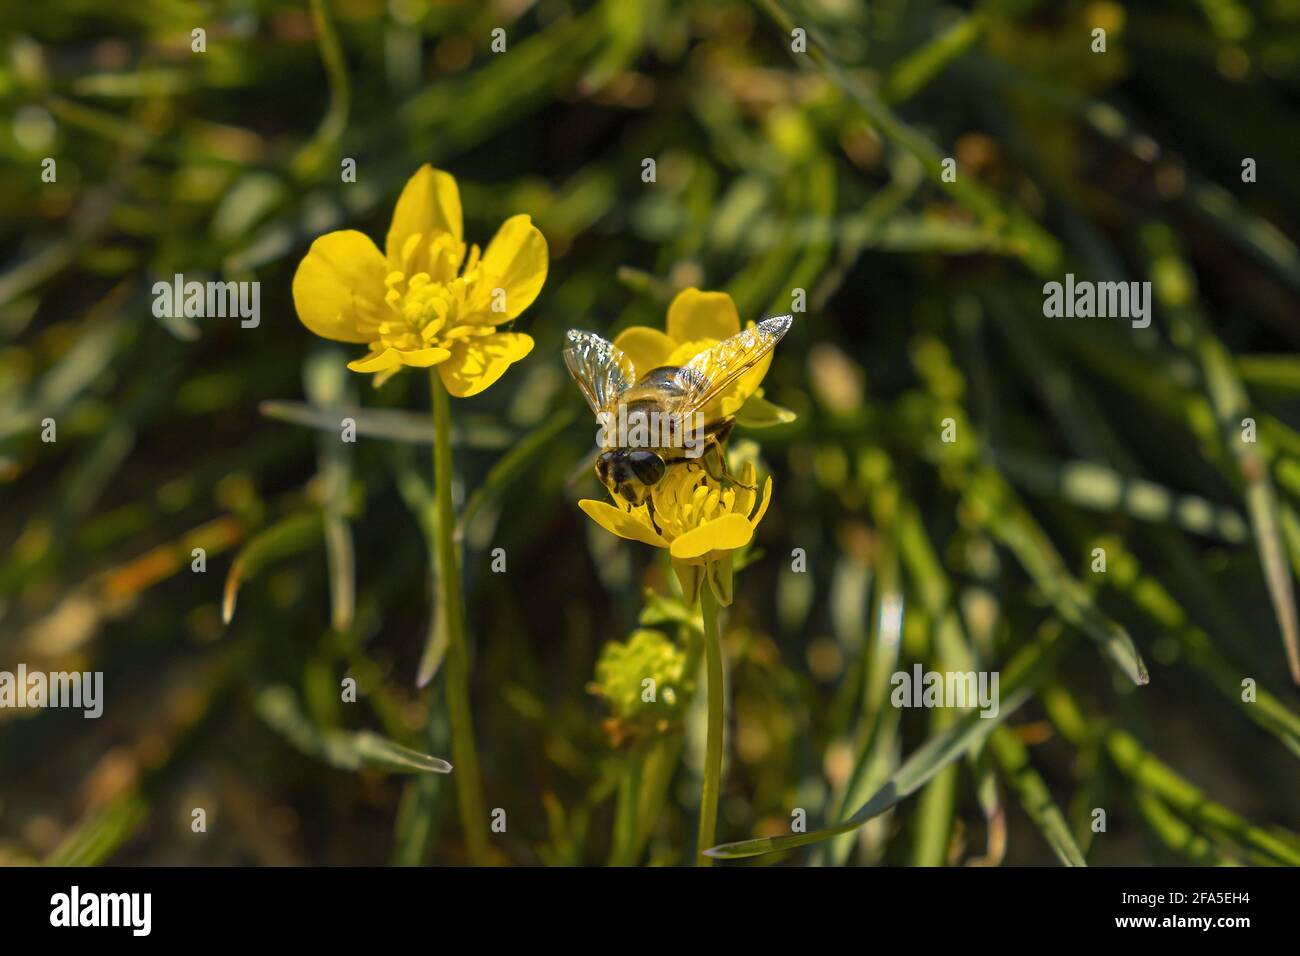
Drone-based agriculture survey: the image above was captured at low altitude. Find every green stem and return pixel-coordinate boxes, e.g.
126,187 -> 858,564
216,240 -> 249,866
626,619 -> 697,865
911,705 -> 958,866
696,582 -> 725,866
430,371 -> 489,866
293,0 -> 350,179
609,744 -> 644,866
631,736 -> 682,862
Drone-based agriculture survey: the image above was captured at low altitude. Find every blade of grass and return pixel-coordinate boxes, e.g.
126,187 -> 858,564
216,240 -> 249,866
706,630 -> 1066,860
291,0 -> 351,180
257,685 -> 451,774
987,724 -> 1087,866
818,456 -> 899,865
963,468 -> 1149,685
1132,787 -> 1242,866
1044,685 -> 1300,866
222,511 -> 325,625
753,0 -> 1063,276
305,351 -> 356,633
1143,221 -> 1299,682
995,449 -> 1248,543
912,701 -> 959,866
1097,534 -> 1300,759
45,793 -> 149,866
1237,355 -> 1300,393
259,399 -> 513,449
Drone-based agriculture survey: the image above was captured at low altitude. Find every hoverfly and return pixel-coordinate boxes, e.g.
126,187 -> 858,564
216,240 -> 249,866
564,314 -> 792,507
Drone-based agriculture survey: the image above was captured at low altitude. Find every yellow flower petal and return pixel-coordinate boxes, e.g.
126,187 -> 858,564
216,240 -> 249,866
750,476 -> 774,526
578,499 -> 669,548
293,230 -> 389,344
372,366 -> 401,389
437,332 -> 534,397
669,513 -> 754,560
734,464 -> 759,516
397,346 -> 452,368
385,165 -> 463,270
730,346 -> 774,410
347,347 -> 403,372
612,327 -> 675,380
666,288 -> 740,344
475,215 -> 548,320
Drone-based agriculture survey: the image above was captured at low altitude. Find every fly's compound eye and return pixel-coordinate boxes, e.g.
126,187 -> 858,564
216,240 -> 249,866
626,450 -> 666,486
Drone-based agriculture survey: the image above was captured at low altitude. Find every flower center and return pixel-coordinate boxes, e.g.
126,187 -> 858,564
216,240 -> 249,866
648,465 -> 737,540
377,238 -> 493,353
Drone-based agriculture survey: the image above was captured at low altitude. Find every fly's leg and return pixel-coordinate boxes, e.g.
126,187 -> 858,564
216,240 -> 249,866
703,441 -> 756,491
720,456 -> 757,491
645,496 -> 664,537
700,443 -> 727,483
700,448 -> 724,483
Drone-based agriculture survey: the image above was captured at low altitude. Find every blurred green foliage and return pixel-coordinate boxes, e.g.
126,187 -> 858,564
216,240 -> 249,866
2,0 -> 1299,866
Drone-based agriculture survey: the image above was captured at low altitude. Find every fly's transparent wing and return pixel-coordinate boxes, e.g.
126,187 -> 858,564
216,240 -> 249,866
563,329 -> 635,416
668,315 -> 792,417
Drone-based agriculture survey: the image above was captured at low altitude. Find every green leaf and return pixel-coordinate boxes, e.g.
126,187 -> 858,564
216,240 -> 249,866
1237,354 -> 1300,393
222,512 -> 325,625
1099,534 -> 1300,759
259,399 -> 513,449
256,685 -> 451,775
1132,788 -> 1241,866
1143,222 -> 1300,683
306,350 -> 356,634
290,0 -> 351,180
734,392 -> 797,428
45,792 -> 148,866
988,725 -> 1087,866
638,587 -> 701,634
706,633 -> 1063,860
1045,687 -> 1300,866
822,522 -> 901,866
752,0 -> 1062,275
996,449 -> 1248,544
966,470 -> 1149,685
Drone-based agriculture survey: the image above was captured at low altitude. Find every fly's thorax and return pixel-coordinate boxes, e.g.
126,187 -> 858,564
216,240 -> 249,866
618,392 -> 675,416
631,366 -> 689,395
591,366 -> 713,461
596,400 -> 665,451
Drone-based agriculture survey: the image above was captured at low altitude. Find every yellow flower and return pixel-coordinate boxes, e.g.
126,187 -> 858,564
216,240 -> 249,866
612,288 -> 775,422
579,460 -> 772,604
292,165 -> 548,394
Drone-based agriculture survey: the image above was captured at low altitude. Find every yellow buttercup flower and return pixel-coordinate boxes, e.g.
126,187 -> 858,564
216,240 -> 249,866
292,164 -> 548,394
613,288 -> 775,422
579,460 -> 772,604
